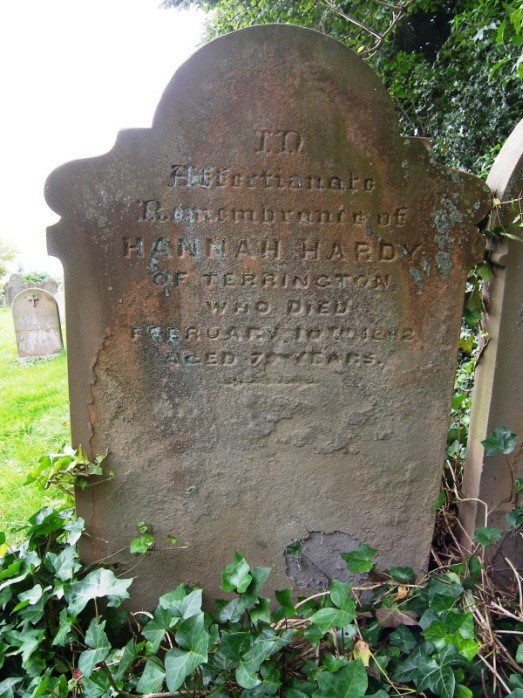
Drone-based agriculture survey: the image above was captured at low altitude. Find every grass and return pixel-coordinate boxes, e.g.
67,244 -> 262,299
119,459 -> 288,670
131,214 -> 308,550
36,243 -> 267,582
0,307 -> 70,531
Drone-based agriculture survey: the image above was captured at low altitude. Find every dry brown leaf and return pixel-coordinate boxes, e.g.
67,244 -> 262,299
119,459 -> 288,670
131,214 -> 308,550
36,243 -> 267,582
375,606 -> 418,628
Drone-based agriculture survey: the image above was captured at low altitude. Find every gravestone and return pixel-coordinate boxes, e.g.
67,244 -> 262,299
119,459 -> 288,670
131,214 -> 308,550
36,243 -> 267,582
4,274 -> 24,306
41,277 -> 59,296
45,25 -> 491,607
11,288 -> 63,358
461,119 -> 523,577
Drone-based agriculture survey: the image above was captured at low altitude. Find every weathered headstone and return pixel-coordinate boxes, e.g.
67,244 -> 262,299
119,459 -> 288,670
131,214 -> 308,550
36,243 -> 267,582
461,119 -> 523,577
40,277 -> 59,296
45,25 -> 491,607
4,274 -> 24,306
11,288 -> 63,358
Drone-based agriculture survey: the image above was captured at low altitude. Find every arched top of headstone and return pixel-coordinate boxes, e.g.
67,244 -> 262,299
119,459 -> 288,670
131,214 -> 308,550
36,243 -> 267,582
46,24 -> 490,275
12,287 -> 59,315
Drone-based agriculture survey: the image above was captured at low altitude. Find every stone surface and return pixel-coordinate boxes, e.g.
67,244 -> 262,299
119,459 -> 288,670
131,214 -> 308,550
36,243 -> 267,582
4,274 -> 24,306
461,119 -> 523,564
45,25 -> 491,607
11,288 -> 63,358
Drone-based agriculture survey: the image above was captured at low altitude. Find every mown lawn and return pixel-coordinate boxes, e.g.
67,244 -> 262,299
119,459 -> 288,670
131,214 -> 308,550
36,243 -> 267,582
0,307 -> 70,530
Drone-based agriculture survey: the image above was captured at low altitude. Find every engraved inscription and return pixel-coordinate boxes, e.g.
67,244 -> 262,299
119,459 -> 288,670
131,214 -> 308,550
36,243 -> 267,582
137,201 -> 409,227
166,165 -> 375,192
129,235 -> 421,263
255,128 -> 304,155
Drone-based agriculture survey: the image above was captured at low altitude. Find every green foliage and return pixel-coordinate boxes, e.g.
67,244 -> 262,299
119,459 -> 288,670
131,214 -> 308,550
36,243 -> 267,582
0,237 -> 17,280
165,0 -> 523,176
20,272 -> 50,284
375,0 -> 523,176
3,494 -> 522,696
482,426 -> 518,455
23,446 -> 110,499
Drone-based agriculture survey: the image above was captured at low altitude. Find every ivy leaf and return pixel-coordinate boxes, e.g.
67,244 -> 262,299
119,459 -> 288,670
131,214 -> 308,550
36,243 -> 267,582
353,639 -> 371,666
455,685 -> 473,698
52,608 -> 74,647
416,657 -> 455,698
481,427 -> 518,455
175,612 -> 209,653
310,607 -> 356,633
329,580 -> 354,612
432,492 -> 447,511
221,553 -> 252,593
313,660 -> 368,698
250,598 -> 271,624
159,586 -> 202,620
341,544 -> 377,573
130,534 -> 155,554
375,606 -> 418,628
393,643 -> 431,683
218,630 -> 250,661
164,612 -> 209,691
63,517 -> 85,545
45,546 -> 81,582
65,568 -> 132,615
5,628 -> 44,666
274,588 -> 296,620
80,671 -> 112,697
13,584 -> 43,612
136,659 -> 165,694
235,627 -> 294,690
516,643 -> 523,664
390,567 -> 416,584
448,635 -> 480,661
113,639 -> 143,683
165,645 -> 207,692
507,509 -> 523,530
389,625 -> 417,653
474,527 -> 502,547
0,678 -> 23,695
78,619 -> 111,678
142,606 -> 174,653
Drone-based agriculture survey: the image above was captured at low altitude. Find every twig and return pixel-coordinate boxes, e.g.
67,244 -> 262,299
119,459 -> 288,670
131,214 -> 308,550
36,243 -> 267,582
504,555 -> 523,618
478,652 -> 511,694
321,0 -> 381,39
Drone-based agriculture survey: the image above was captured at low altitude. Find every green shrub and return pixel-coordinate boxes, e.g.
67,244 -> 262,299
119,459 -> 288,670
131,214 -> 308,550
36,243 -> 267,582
1,480 -> 523,696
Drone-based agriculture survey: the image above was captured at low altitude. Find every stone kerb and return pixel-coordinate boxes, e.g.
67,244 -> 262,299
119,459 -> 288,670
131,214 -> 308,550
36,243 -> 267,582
11,287 -> 63,359
461,119 -> 523,574
45,25 -> 491,608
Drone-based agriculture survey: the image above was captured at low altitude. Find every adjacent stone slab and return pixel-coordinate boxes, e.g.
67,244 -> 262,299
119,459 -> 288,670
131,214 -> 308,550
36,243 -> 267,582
12,288 -> 63,358
45,25 -> 491,607
461,119 -> 523,578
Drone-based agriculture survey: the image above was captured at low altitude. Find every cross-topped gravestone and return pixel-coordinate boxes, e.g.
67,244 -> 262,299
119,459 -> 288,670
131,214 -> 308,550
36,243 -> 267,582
11,288 -> 63,358
45,25 -> 491,607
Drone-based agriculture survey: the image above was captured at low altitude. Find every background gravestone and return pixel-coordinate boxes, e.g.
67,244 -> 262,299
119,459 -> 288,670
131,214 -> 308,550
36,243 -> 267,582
461,119 -> 523,579
4,274 -> 24,306
3,273 -> 60,307
45,25 -> 491,607
11,288 -> 63,359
